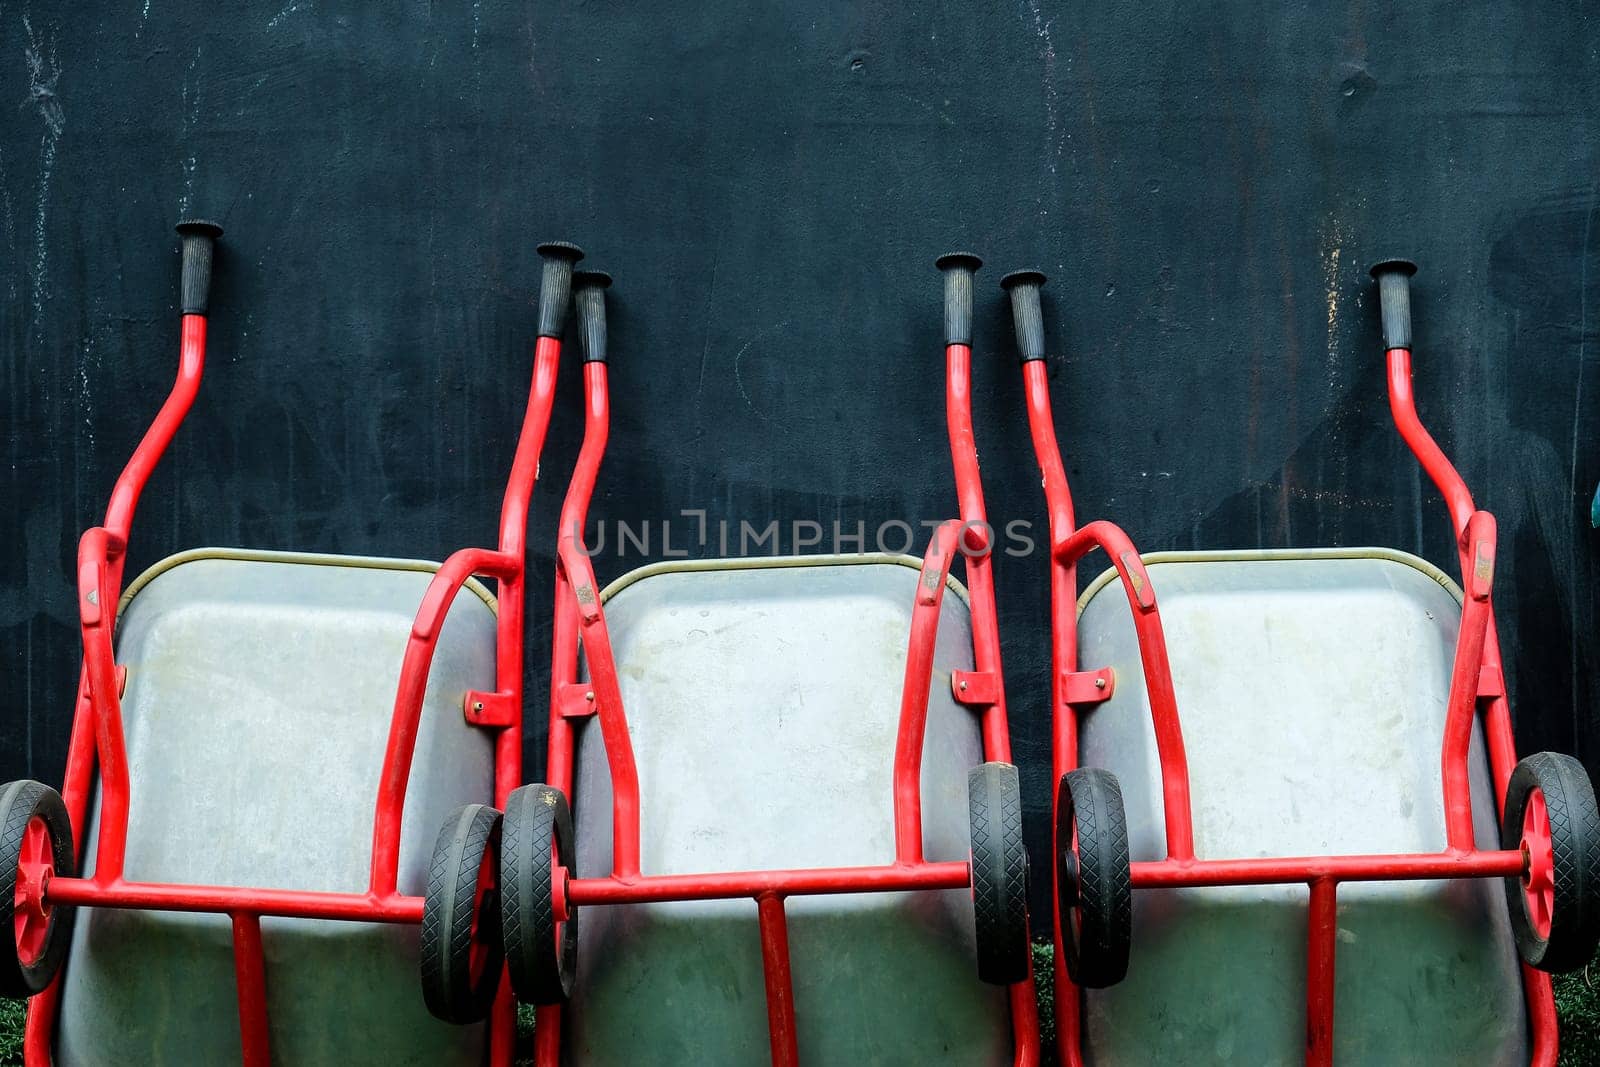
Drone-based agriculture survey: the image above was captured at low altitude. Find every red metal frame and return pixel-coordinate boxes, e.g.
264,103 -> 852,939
1024,347 -> 1560,1066
534,348 -> 1040,1066
22,314 -> 566,1066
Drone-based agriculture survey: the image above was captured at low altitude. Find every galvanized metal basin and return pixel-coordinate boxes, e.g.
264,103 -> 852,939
1076,548 -> 1527,1065
567,554 -> 1011,1065
56,549 -> 497,1066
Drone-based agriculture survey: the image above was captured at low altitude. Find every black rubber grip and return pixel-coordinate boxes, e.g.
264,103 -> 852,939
175,219 -> 223,315
535,241 -> 585,338
1000,269 -> 1048,362
935,252 -> 983,346
573,270 -> 611,364
1369,258 -> 1418,350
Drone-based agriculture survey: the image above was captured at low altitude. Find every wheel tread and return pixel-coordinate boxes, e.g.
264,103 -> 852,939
968,762 -> 1030,985
502,784 -> 576,1004
419,803 -> 502,1023
1058,767 -> 1132,988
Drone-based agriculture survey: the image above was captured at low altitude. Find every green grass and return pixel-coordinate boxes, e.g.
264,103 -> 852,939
0,998 -> 20,1066
1033,941 -> 1056,1060
3,946 -> 1596,1064
515,1002 -> 536,1064
1556,963 -> 1600,1066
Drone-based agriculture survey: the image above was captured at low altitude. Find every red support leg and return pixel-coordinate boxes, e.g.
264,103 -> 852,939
231,912 -> 271,1067
757,893 -> 800,1067
1007,975 -> 1042,1067
489,981 -> 516,1067
1525,967 -> 1559,1066
1305,879 -> 1338,1067
534,1004 -> 562,1066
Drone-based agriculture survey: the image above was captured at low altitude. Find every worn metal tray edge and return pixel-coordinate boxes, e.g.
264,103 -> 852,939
116,546 -> 499,617
1077,546 -> 1464,616
599,551 -> 971,605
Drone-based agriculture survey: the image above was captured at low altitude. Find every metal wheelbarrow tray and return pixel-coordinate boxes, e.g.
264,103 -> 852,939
498,255 -> 1040,1065
57,550 -> 497,1064
0,228 -> 594,1066
568,555 -> 1006,1063
1075,548 -> 1522,1062
995,262 -> 1600,1065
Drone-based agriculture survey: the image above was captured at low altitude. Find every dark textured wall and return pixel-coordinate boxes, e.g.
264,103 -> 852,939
4,4 -> 1599,911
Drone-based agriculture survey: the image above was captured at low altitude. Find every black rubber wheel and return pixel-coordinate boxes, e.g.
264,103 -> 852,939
968,761 -> 1030,985
502,784 -> 577,1005
1501,752 -> 1600,973
420,803 -> 504,1023
0,779 -> 76,997
1056,767 -> 1132,988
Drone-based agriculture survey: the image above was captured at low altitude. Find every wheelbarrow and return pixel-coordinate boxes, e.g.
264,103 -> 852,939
0,223 -> 588,1064
999,262 -> 1600,1065
454,254 -> 1040,1064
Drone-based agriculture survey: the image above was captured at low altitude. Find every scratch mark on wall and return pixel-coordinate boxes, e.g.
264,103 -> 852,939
179,44 -> 201,212
23,14 -> 64,339
1019,1 -> 1065,229
1319,212 -> 1345,403
471,0 -> 482,97
1023,2 -> 1059,169
0,144 -> 17,302
24,620 -> 33,775
1567,194 -> 1595,516
1566,187 -> 1595,742
267,1 -> 310,29
78,330 -> 96,449
732,320 -> 790,423
695,239 -> 721,407
1321,227 -> 1341,366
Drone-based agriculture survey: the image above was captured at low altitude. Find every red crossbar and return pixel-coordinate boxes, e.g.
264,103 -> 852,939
1129,849 -> 1525,887
564,862 -> 972,905
44,878 -> 425,921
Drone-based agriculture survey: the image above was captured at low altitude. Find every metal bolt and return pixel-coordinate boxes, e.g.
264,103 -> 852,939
1094,677 -> 1107,690
585,690 -> 595,702
473,701 -> 485,712
959,680 -> 969,692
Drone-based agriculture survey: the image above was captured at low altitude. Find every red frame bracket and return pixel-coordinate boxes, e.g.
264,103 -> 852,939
464,689 -> 517,729
951,669 -> 1001,707
556,682 -> 598,720
1478,663 -> 1506,700
1062,667 -> 1114,707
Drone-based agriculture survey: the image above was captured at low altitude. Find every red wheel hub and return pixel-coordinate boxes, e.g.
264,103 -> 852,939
14,816 -> 54,966
466,844 -> 496,983
1521,787 -> 1555,940
551,840 -> 569,952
